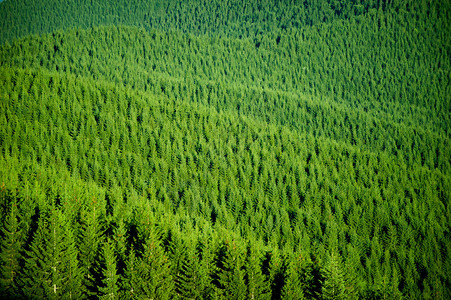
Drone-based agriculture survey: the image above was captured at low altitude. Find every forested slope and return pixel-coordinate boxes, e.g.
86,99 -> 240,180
1,6 -> 449,171
0,0 -> 384,43
0,0 -> 450,299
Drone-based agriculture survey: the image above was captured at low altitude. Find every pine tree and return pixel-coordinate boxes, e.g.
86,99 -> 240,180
321,252 -> 347,300
176,241 -> 204,299
21,207 -> 82,299
78,203 -> 104,297
122,247 -> 139,299
62,223 -> 82,300
0,202 -> 22,298
281,254 -> 306,300
215,240 -> 247,299
99,240 -> 120,299
167,229 -> 187,286
245,242 -> 271,300
112,217 -> 127,271
132,225 -> 173,299
267,247 -> 284,299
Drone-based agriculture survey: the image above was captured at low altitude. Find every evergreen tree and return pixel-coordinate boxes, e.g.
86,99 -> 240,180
122,247 -> 139,299
21,207 -> 82,299
112,217 -> 128,272
281,254 -> 306,300
0,203 -> 22,298
267,247 -> 284,299
99,240 -> 120,299
132,225 -> 173,299
176,238 -> 212,299
78,203 -> 104,297
321,252 -> 348,300
244,242 -> 271,300
215,241 -> 247,299
176,240 -> 209,299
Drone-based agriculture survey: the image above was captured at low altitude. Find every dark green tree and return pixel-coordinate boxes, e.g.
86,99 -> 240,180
122,246 -> 139,299
78,202 -> 104,297
281,254 -> 307,300
176,240 -> 211,299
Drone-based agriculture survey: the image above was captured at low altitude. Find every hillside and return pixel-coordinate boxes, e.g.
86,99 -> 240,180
0,0 -> 385,43
0,0 -> 450,299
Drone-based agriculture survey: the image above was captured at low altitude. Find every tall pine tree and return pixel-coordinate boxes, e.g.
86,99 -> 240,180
244,242 -> 271,300
131,223 -> 173,299
98,240 -> 120,299
0,202 -> 23,298
321,252 -> 348,300
21,207 -> 82,299
215,240 -> 247,299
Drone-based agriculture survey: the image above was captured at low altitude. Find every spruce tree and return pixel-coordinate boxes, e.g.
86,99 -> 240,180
176,240 -> 211,299
112,217 -> 127,272
122,247 -> 139,299
267,247 -> 284,299
281,254 -> 306,300
78,204 -> 104,297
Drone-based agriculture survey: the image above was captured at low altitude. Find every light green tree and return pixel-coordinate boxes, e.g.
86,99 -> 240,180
21,207 -> 82,299
0,203 -> 23,298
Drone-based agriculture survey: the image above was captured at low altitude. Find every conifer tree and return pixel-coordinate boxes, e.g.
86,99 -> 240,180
99,240 -> 120,300
122,246 -> 139,299
321,252 -> 348,300
176,240 -> 209,299
267,247 -> 284,299
281,254 -> 306,300
215,241 -> 247,299
132,225 -> 173,299
21,207 -> 82,299
112,217 -> 128,271
78,203 -> 104,297
0,203 -> 22,298
244,242 -> 271,300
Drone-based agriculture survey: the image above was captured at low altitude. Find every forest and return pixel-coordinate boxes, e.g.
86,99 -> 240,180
0,0 -> 450,299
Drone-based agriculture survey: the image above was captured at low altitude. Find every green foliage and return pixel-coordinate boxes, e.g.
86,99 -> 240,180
130,223 -> 173,299
0,0 -> 386,43
122,247 -> 139,299
175,240 -> 212,299
78,200 -> 105,296
20,207 -> 82,299
1,12 -> 449,173
214,241 -> 247,299
0,203 -> 22,298
281,253 -> 317,300
321,252 -> 350,300
99,240 -> 120,299
244,243 -> 271,300
0,0 -> 450,298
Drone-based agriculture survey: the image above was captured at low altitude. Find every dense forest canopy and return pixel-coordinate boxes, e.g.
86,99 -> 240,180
0,0 -> 450,299
0,0 -> 388,42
